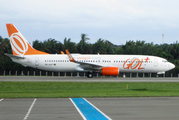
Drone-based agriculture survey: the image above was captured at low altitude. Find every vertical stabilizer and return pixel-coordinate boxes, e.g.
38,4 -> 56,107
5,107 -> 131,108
6,24 -> 49,56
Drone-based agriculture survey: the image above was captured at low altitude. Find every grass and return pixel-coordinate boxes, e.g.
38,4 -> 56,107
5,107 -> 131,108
0,82 -> 179,98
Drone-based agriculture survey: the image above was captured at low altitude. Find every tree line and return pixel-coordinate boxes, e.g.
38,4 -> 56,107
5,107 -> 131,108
0,34 -> 178,76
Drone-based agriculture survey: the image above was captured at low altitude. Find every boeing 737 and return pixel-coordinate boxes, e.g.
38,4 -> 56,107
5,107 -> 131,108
5,23 -> 175,78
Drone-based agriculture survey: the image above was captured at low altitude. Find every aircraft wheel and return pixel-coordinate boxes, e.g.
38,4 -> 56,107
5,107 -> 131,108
87,72 -> 93,78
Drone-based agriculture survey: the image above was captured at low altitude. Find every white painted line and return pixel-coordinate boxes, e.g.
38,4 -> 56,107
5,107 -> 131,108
69,98 -> 87,120
23,98 -> 37,120
84,98 -> 112,120
0,99 -> 3,102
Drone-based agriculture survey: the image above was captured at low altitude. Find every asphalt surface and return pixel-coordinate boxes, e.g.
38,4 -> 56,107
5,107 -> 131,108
0,76 -> 179,82
0,97 -> 179,120
0,76 -> 179,120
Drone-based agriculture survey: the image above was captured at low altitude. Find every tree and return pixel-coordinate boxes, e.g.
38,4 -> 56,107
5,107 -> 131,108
34,38 -> 63,54
63,38 -> 77,53
104,40 -> 115,54
92,39 -> 105,54
77,34 -> 90,53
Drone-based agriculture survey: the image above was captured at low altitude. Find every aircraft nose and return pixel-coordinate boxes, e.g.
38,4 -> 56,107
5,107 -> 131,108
171,63 -> 175,69
169,63 -> 175,69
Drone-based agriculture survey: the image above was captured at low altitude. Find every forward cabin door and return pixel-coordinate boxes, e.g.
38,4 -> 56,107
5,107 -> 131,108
154,58 -> 158,67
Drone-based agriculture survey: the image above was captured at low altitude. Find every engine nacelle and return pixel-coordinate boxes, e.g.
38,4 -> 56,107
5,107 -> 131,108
101,67 -> 119,76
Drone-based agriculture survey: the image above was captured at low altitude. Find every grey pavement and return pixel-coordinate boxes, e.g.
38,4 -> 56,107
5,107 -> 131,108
0,76 -> 179,82
0,97 -> 179,120
88,97 -> 179,120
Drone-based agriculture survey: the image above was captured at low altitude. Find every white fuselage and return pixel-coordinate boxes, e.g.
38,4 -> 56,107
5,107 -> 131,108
11,54 -> 175,74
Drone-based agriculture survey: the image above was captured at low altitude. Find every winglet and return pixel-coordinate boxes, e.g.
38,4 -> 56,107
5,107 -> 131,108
61,51 -> 65,54
65,49 -> 76,62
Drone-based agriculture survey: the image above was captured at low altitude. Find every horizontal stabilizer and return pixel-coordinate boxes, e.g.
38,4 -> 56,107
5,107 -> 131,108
4,53 -> 25,59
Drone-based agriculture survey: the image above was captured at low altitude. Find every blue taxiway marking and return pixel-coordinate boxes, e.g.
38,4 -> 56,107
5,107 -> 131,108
70,98 -> 111,120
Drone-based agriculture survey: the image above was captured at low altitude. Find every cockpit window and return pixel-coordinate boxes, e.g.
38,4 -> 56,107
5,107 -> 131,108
162,60 -> 168,63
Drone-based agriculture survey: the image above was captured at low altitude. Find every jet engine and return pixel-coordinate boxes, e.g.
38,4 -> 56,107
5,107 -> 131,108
101,67 -> 119,76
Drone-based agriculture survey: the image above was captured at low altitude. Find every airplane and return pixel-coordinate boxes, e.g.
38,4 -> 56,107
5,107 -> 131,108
5,23 -> 175,78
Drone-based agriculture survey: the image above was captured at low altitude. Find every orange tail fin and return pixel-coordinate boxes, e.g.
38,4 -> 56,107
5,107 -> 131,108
6,23 -> 49,56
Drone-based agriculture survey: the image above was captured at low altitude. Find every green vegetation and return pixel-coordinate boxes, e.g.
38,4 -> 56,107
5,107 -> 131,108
0,82 -> 179,98
0,34 -> 179,76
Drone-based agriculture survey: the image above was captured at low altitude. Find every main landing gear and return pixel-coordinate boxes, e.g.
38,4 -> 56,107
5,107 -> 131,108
87,72 -> 93,78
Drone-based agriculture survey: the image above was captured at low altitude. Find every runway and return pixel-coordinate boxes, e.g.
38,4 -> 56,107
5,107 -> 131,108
0,97 -> 179,120
0,76 -> 179,82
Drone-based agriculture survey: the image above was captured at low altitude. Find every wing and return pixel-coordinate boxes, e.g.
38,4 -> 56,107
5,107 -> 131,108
65,49 -> 102,70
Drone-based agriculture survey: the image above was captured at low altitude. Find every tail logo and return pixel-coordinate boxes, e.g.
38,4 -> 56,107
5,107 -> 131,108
10,33 -> 28,55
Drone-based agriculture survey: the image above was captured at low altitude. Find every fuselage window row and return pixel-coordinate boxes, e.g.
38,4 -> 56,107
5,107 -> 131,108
45,60 -> 69,62
44,60 -> 153,64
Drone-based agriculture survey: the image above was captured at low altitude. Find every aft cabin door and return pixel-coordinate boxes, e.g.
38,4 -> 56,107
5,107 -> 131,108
35,57 -> 39,66
154,58 -> 158,67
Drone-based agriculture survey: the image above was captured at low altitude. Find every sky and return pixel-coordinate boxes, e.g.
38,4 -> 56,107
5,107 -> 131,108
1,0 -> 179,45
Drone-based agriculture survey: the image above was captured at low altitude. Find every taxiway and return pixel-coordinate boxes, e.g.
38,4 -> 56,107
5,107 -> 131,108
0,76 -> 179,82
